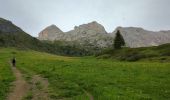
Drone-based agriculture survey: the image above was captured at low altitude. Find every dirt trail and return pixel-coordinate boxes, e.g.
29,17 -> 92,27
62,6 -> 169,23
7,67 -> 50,100
7,66 -> 91,100
7,67 -> 29,100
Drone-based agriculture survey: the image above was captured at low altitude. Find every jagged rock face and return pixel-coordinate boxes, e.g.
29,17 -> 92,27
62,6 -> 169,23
38,21 -> 113,48
38,25 -> 63,41
62,21 -> 112,48
38,22 -> 170,48
112,27 -> 170,48
73,21 -> 107,34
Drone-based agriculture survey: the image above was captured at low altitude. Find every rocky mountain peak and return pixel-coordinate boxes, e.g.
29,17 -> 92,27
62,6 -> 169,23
38,22 -> 170,48
75,21 -> 107,34
87,21 -> 100,26
38,24 -> 63,40
42,24 -> 63,33
38,21 -> 112,48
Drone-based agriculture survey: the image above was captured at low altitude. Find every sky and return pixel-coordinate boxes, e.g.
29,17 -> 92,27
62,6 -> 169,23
0,0 -> 170,37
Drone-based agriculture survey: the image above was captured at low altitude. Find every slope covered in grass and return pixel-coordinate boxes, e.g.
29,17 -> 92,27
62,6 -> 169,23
1,48 -> 170,100
0,18 -> 97,56
0,48 -> 15,100
97,43 -> 170,62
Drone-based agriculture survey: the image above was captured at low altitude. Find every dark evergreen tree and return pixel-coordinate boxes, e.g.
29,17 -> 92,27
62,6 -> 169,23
114,30 -> 125,49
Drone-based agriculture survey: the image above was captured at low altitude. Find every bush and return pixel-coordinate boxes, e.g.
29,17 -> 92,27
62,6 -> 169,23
160,52 -> 170,56
96,54 -> 111,59
119,52 -> 145,61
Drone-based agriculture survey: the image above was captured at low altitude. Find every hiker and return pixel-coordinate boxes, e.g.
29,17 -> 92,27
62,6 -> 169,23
11,57 -> 16,67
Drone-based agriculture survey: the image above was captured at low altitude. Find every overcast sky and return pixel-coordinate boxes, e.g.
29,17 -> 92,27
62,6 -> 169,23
0,0 -> 170,37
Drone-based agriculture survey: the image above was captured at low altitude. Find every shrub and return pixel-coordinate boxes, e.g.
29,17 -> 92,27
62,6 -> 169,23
119,52 -> 145,61
96,54 -> 111,59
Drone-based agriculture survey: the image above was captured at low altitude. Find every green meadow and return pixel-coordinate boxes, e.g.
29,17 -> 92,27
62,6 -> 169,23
0,48 -> 15,100
0,48 -> 170,100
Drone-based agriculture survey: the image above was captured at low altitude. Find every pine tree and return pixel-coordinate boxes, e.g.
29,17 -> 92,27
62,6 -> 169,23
114,30 -> 125,49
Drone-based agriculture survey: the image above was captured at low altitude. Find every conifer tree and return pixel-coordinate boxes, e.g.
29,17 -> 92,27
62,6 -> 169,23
114,30 -> 125,49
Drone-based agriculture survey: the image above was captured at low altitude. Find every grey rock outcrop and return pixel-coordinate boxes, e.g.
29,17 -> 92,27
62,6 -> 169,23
38,22 -> 170,48
38,21 -> 114,48
38,24 -> 64,41
113,27 -> 170,48
62,21 -> 113,48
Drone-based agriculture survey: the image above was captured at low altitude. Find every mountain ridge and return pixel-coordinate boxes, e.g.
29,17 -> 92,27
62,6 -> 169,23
38,21 -> 113,48
38,22 -> 170,48
112,27 -> 170,47
0,17 -> 96,56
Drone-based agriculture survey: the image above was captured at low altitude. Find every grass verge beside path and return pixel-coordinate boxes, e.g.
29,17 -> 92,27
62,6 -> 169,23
0,48 -> 15,100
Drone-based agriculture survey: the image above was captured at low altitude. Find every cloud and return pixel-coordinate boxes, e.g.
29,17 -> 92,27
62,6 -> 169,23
0,0 -> 170,36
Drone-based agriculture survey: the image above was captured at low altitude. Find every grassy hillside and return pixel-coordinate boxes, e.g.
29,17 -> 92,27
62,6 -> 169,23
0,48 -> 170,100
0,18 -> 94,56
0,48 -> 15,100
97,43 -> 170,62
41,40 -> 95,56
0,18 -> 51,52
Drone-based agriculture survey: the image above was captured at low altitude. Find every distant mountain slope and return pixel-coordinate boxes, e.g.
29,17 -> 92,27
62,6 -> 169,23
0,18 -> 48,51
112,27 -> 170,48
38,23 -> 170,48
38,21 -> 114,48
0,18 -> 95,56
0,18 -> 22,33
